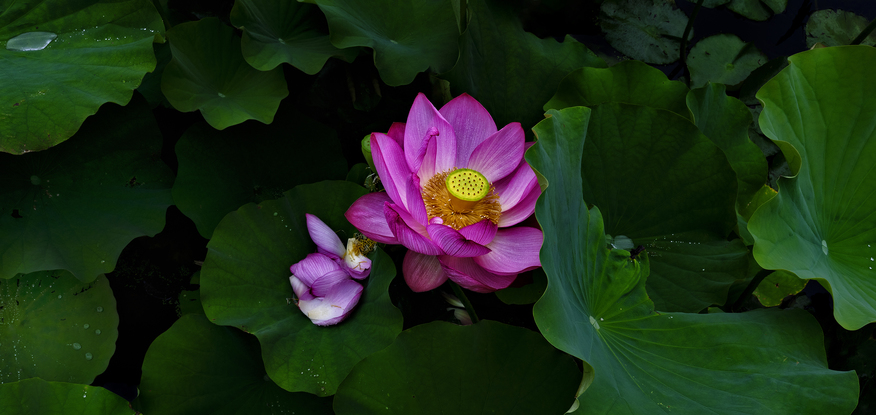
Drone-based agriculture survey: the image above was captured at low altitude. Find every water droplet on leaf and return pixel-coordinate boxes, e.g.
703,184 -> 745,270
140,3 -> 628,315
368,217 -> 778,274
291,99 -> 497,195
6,32 -> 57,51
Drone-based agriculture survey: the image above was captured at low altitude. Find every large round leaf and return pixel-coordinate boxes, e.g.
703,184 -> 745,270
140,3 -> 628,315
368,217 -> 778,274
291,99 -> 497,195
544,60 -> 690,119
333,320 -> 580,414
529,106 -> 859,414
686,34 -> 767,89
687,83 -> 768,247
444,0 -> 605,131
0,271 -> 118,385
172,109 -> 347,239
310,0 -> 459,86
805,9 -> 876,48
584,103 -> 745,312
542,66 -> 751,312
0,97 -> 174,282
686,83 -> 767,219
0,0 -> 163,154
0,378 -> 133,415
139,314 -> 332,414
230,0 -> 357,73
750,46 -> 876,330
161,17 -> 288,130
200,181 -> 403,396
726,0 -> 786,21
599,0 -> 690,64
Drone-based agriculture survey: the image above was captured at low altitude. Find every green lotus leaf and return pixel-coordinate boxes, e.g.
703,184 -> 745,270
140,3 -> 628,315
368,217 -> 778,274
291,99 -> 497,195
753,270 -> 807,307
161,17 -> 288,130
0,378 -> 133,415
806,9 -> 876,48
683,0 -> 730,7
333,320 -> 579,414
136,42 -> 172,109
599,0 -> 690,64
0,97 -> 174,282
686,83 -> 768,226
230,0 -> 357,73
177,271 -> 203,317
0,0 -> 163,154
544,60 -> 690,119
495,268 -> 547,305
0,271 -> 118,384
542,66 -> 751,311
200,181 -> 402,396
584,103 -> 745,312
726,0 -> 786,21
309,0 -> 458,86
529,106 -> 859,414
139,314 -> 332,414
444,0 -> 605,131
172,109 -> 347,239
750,46 -> 876,330
740,56 -> 789,106
687,34 -> 768,89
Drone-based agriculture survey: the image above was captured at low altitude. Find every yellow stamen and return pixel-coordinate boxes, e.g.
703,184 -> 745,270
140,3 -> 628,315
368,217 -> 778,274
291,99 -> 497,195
422,168 -> 501,230
352,233 -> 376,256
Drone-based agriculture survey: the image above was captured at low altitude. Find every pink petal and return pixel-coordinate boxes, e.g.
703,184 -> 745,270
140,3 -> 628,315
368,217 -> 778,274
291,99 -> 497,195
458,219 -> 498,245
387,122 -> 406,147
305,214 -> 345,259
438,256 -> 516,293
439,93 -> 498,167
466,122 -> 524,183
403,251 -> 448,292
310,269 -> 352,297
494,159 -> 539,211
474,227 -> 542,275
416,129 -> 440,181
404,93 -> 456,177
404,173 -> 428,224
371,132 -> 411,207
325,279 -> 363,309
289,275 -> 314,301
427,224 -> 492,257
290,253 -> 343,286
497,181 -> 541,227
384,203 -> 443,255
346,193 -> 400,244
304,280 -> 363,326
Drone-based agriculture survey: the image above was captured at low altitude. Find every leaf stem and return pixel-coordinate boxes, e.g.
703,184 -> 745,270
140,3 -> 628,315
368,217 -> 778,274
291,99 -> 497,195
459,0 -> 468,33
730,269 -> 773,311
681,0 -> 705,87
449,281 -> 479,324
851,17 -> 876,45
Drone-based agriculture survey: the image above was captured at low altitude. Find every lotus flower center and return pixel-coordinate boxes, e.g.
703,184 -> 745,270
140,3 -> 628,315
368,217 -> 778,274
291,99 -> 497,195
422,168 -> 501,230
445,169 -> 490,210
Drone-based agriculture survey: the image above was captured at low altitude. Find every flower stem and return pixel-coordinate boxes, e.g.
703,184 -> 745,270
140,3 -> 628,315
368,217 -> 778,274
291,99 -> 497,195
449,281 -> 479,324
851,17 -> 876,46
680,0 -> 704,87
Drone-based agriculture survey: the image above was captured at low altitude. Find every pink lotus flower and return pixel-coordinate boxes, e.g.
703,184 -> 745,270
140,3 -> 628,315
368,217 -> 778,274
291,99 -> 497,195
290,253 -> 363,326
288,214 -> 374,326
346,93 -> 543,293
305,213 -> 372,279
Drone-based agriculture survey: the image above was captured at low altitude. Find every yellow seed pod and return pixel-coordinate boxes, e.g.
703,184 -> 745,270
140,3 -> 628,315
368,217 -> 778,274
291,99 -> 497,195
445,168 -> 490,202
